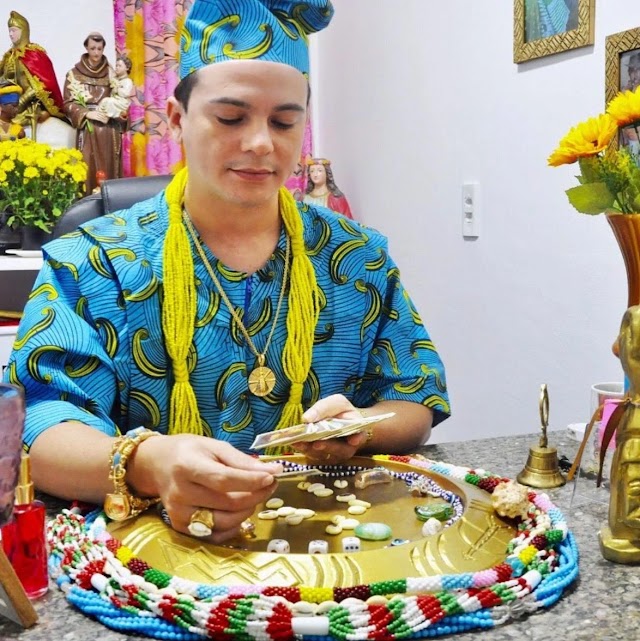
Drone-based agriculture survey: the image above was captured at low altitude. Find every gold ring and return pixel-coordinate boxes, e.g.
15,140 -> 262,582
188,507 -> 215,537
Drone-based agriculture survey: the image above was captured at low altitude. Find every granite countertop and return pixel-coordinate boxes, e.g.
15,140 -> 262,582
1,431 -> 637,641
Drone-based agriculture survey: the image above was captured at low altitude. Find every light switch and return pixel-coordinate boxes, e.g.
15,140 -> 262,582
462,182 -> 480,238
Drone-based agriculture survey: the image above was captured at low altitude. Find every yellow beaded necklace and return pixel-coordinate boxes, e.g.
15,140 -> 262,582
182,209 -> 291,397
162,168 -> 320,449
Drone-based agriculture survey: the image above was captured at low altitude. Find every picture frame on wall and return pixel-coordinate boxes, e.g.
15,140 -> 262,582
513,0 -> 595,64
605,27 -> 640,158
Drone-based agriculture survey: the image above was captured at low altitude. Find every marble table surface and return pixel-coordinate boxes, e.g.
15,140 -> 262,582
1,431 -> 637,641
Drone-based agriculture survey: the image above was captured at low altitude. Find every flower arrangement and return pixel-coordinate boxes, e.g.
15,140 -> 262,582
548,85 -> 640,215
0,138 -> 87,233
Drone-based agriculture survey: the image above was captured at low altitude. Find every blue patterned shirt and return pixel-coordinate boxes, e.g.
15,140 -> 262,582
4,194 -> 450,451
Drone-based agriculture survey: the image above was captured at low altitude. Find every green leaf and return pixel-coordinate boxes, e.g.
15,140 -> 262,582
566,182 -> 616,215
578,156 -> 602,183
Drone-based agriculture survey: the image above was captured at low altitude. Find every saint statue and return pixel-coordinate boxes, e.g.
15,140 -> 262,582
63,33 -> 128,194
303,157 -> 354,219
0,11 -> 64,132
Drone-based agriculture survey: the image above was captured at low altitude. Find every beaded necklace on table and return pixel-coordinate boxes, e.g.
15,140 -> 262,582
48,456 -> 578,641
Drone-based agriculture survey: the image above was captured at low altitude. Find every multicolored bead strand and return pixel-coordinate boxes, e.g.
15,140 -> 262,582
47,456 -> 578,640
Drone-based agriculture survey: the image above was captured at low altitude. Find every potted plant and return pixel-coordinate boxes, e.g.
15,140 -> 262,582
0,138 -> 87,250
549,85 -> 640,307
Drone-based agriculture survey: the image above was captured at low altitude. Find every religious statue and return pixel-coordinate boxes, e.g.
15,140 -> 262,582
599,304 -> 640,563
63,33 -> 128,194
0,83 -> 25,141
0,11 -> 64,132
303,157 -> 354,219
98,55 -> 133,120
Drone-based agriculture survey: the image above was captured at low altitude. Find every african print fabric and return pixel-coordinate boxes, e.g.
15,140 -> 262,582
4,195 -> 450,451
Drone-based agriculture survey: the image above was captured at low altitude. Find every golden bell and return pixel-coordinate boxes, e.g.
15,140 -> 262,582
517,384 -> 566,489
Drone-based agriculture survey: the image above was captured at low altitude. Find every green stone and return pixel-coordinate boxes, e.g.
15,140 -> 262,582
354,522 -> 392,541
414,504 -> 453,522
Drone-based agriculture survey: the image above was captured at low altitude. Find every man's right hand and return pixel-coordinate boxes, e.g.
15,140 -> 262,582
129,435 -> 282,542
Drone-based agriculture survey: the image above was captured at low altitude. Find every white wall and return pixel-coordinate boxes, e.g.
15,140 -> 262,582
312,1 -> 638,442
3,0 -> 116,89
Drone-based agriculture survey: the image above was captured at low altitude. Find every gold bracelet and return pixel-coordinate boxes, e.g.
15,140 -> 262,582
104,427 -> 161,521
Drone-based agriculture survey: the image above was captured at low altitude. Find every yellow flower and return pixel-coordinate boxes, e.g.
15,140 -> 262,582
0,139 -> 88,233
548,114 -> 617,166
607,86 -> 640,127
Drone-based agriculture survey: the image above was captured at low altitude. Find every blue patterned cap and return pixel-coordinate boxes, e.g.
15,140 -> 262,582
180,0 -> 334,79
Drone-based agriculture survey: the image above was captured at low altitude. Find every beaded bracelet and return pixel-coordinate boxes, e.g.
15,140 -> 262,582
104,427 -> 161,522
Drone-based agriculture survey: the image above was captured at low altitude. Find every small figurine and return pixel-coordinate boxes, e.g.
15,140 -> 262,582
599,305 -> 640,563
98,56 -> 133,120
0,83 -> 25,140
303,157 -> 354,219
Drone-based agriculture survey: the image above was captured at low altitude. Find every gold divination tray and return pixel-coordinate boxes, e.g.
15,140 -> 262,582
108,456 -> 516,587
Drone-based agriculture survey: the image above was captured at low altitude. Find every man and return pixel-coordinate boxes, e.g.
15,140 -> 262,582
4,0 -> 449,543
0,11 -> 64,128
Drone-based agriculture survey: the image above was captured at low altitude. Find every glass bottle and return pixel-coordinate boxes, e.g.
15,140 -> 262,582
1,453 -> 48,598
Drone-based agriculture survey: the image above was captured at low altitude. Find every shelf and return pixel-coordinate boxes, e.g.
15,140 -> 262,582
0,255 -> 43,271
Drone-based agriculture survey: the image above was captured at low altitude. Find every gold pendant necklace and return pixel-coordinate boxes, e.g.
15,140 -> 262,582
182,211 -> 290,397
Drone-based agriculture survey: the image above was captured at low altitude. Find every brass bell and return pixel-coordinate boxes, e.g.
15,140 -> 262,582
517,384 -> 566,489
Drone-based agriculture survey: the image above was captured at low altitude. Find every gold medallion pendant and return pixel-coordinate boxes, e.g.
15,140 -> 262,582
248,363 -> 276,397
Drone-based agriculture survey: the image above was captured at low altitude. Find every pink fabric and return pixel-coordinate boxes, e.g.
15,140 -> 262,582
598,399 -> 624,450
113,0 -> 314,183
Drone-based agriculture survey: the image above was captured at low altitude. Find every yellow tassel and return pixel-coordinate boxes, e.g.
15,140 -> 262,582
162,168 -> 201,435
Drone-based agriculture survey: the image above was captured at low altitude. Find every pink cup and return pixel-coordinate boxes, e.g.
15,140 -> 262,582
597,398 -> 624,451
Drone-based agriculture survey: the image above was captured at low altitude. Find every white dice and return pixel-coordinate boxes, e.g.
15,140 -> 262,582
308,540 -> 329,554
341,536 -> 361,552
267,539 -> 290,553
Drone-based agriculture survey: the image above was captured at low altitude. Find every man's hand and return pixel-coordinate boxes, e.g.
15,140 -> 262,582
129,435 -> 283,542
291,394 -> 368,464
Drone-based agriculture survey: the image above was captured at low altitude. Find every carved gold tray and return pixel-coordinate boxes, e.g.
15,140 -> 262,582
108,456 -> 516,587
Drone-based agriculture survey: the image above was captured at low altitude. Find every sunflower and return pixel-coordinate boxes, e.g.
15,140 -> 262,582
548,114 -> 617,166
607,86 -> 640,127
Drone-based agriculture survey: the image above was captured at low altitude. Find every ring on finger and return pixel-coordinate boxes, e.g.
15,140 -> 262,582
188,507 -> 215,537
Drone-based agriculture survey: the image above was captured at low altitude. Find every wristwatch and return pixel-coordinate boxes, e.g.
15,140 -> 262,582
104,427 -> 161,521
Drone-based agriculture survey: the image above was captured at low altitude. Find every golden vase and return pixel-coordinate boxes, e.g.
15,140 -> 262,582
606,212 -> 640,308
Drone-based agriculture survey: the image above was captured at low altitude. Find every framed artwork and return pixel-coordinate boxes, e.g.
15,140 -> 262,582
605,27 -> 640,157
513,0 -> 595,63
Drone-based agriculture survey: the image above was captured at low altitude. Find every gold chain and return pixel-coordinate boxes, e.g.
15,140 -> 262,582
182,210 -> 290,397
